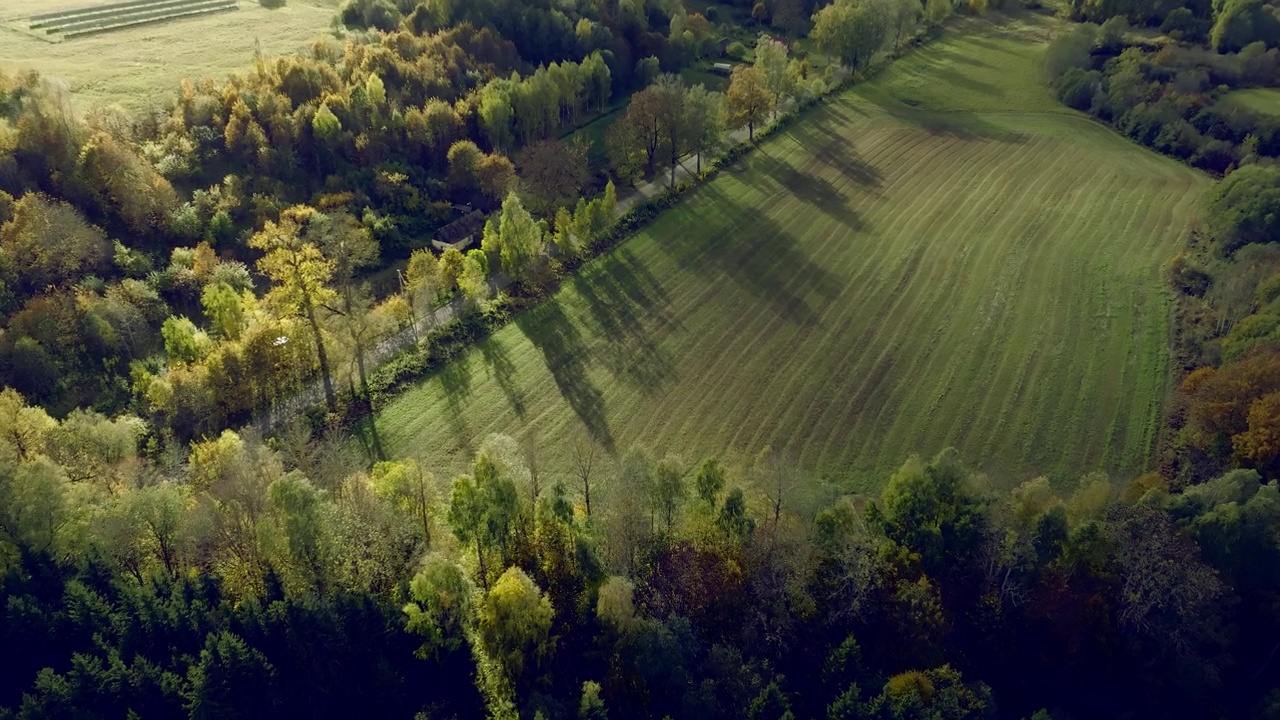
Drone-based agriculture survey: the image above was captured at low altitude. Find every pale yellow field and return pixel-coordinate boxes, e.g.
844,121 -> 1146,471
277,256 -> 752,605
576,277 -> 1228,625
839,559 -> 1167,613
0,0 -> 338,112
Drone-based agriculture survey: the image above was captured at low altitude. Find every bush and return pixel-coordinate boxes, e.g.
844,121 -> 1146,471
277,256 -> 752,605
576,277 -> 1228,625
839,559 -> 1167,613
1167,253 -> 1212,296
1055,67 -> 1104,110
259,0 -> 285,7
1205,165 -> 1280,252
1161,7 -> 1208,43
1097,16 -> 1129,52
726,41 -> 747,59
1043,25 -> 1098,82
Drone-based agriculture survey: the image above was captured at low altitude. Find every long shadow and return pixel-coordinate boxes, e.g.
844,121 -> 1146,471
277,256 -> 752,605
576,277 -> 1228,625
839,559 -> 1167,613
810,136 -> 885,192
352,415 -> 385,463
745,103 -> 887,202
515,298 -> 615,452
929,46 -> 995,69
571,250 -> 681,394
437,357 -> 476,456
751,149 -> 869,231
854,86 -> 1030,143
657,186 -> 843,328
932,64 -> 1002,98
479,337 -> 525,417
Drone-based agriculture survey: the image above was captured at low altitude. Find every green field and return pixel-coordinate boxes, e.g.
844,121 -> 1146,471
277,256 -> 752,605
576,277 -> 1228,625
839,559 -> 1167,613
362,14 -> 1208,492
0,0 -> 337,112
1225,88 -> 1280,116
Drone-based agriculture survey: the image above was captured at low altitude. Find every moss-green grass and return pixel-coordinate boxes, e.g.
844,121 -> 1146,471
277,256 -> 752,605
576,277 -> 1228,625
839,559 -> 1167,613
359,15 -> 1208,492
0,0 -> 338,112
1224,88 -> 1280,117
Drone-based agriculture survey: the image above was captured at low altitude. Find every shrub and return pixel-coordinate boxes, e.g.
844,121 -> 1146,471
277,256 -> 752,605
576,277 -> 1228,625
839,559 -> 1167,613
1167,253 -> 1212,296
1161,7 -> 1208,43
1204,165 -> 1280,252
1043,24 -> 1098,82
727,41 -> 747,59
1097,16 -> 1129,52
1055,67 -> 1103,110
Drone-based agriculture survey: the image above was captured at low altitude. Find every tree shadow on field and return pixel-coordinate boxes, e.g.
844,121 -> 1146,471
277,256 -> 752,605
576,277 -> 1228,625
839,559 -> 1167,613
515,298 -> 615,452
750,150 -> 869,231
571,250 -> 680,394
479,337 -> 525,418
352,415 -> 385,463
860,90 -> 1030,143
929,46 -> 995,69
659,187 -> 842,327
932,64 -> 1003,99
788,123 -> 886,197
437,357 -> 477,456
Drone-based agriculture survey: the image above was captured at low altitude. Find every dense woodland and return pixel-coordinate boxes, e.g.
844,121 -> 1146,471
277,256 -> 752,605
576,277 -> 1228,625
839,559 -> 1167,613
1043,0 -> 1280,171
3,408 -> 1280,720
1,0 -> 1280,717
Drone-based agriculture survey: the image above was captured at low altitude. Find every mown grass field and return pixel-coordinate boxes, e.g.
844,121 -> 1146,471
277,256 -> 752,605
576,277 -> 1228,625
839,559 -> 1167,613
0,0 -> 337,112
1225,88 -> 1280,116
361,13 -> 1209,493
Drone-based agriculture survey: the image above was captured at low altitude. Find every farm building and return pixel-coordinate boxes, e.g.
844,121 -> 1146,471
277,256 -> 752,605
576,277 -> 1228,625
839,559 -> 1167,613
431,210 -> 486,252
711,63 -> 734,76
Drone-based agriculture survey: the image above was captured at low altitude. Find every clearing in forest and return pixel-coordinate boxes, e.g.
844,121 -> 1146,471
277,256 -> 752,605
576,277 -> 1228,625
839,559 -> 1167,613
1225,88 -> 1280,117
362,13 -> 1209,493
0,0 -> 336,111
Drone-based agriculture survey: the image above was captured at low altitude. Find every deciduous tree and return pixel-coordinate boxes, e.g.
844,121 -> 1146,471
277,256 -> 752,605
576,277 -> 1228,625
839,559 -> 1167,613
371,458 -> 434,545
311,211 -> 380,403
754,35 -> 793,116
493,192 -> 546,284
477,567 -> 555,688
812,0 -> 890,72
249,205 -> 340,412
726,66 -> 775,140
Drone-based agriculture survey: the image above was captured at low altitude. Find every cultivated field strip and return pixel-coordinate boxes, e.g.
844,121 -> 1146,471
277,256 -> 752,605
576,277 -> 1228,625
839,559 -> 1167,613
367,20 -> 1208,492
24,0 -> 238,38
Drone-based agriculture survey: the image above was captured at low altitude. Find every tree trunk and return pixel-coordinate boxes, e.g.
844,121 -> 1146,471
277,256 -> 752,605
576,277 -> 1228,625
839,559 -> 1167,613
304,298 -> 336,412
155,531 -> 176,578
354,334 -> 370,404
669,129 -> 679,189
416,472 -> 431,547
476,537 -> 489,591
749,120 -> 755,141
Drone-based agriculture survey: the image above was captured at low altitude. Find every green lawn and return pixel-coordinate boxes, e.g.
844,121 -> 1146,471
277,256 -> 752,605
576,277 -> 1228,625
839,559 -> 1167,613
360,14 -> 1208,493
1225,88 -> 1280,117
0,0 -> 338,112
681,67 -> 730,93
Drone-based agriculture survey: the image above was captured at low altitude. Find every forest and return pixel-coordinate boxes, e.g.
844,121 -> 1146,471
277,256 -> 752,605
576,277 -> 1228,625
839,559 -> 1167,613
1,0 -> 1280,716
3,409 -> 1280,720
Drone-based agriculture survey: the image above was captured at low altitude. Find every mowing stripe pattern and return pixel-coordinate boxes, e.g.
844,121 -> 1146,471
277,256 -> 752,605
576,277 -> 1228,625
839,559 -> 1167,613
366,18 -> 1208,492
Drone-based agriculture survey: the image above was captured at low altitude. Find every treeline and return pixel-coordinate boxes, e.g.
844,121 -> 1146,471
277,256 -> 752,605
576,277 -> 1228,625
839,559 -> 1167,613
2,392 -> 1279,719
0,0 -> 724,424
1044,20 -> 1280,173
0,70 -> 201,416
1065,0 -> 1280,52
1039,0 -> 1280,488
4,0 -> 943,448
1165,163 -> 1280,484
